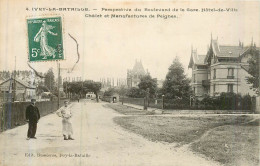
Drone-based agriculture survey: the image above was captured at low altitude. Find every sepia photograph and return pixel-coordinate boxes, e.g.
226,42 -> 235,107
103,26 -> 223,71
0,0 -> 259,166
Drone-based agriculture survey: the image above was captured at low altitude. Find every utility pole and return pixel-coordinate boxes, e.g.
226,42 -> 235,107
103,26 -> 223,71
13,56 -> 16,102
58,63 -> 61,108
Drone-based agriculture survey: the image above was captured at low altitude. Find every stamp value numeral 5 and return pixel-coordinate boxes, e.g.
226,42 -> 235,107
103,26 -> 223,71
31,48 -> 40,57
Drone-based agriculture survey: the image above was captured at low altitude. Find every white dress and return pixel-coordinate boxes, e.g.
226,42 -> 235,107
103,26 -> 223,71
56,106 -> 73,136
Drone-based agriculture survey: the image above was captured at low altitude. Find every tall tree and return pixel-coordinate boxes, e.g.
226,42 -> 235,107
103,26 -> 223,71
83,80 -> 101,102
118,85 -> 128,96
246,48 -> 259,94
162,57 -> 191,99
126,87 -> 145,98
104,88 -> 117,97
138,74 -> 157,98
44,68 -> 55,92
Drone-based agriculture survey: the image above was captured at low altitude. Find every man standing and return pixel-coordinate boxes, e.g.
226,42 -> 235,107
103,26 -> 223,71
26,99 -> 40,140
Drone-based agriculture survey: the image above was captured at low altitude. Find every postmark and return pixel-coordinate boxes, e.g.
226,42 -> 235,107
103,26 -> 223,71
27,16 -> 64,62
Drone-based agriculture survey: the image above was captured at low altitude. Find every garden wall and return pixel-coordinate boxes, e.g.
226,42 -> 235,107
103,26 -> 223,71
0,100 -> 65,132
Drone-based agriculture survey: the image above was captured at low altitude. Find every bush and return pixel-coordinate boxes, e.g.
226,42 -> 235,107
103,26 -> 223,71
199,93 -> 253,111
126,87 -> 146,98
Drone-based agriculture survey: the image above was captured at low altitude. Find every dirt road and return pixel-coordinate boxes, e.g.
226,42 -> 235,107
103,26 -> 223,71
0,100 -> 221,166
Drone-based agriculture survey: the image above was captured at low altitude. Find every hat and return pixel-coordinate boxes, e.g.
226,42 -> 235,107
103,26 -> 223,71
31,99 -> 36,102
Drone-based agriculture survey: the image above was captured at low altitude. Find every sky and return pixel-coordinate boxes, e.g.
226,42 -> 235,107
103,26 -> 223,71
0,0 -> 259,81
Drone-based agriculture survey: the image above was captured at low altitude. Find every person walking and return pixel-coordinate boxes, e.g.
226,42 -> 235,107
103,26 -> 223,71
56,100 -> 74,140
26,99 -> 40,140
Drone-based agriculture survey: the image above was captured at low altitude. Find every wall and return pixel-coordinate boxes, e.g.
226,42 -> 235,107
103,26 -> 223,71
256,96 -> 260,113
209,63 -> 254,96
239,68 -> 256,96
0,100 -> 65,132
102,95 -> 120,103
191,66 -> 208,97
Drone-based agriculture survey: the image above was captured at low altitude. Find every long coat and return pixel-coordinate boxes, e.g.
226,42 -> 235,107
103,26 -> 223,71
26,105 -> 40,123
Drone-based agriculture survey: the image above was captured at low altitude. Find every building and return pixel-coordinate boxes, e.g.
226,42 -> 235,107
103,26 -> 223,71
100,77 -> 127,91
127,60 -> 147,88
102,93 -> 120,103
86,92 -> 96,99
0,75 -> 6,83
0,77 -> 36,101
189,38 -> 257,99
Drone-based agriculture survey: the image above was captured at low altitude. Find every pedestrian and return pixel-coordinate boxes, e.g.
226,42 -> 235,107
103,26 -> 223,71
56,101 -> 74,140
77,96 -> 80,103
26,99 -> 40,140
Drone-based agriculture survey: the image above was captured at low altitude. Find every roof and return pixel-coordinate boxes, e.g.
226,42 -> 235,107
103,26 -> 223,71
0,76 -> 6,84
0,77 -> 36,89
196,54 -> 206,64
188,50 -> 206,68
212,40 -> 249,58
131,60 -> 146,75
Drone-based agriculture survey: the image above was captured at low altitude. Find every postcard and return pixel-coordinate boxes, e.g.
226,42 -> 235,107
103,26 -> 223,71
0,0 -> 259,166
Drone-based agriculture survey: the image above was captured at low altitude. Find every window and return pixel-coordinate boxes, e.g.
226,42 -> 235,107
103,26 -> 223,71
228,84 -> 233,93
213,84 -> 216,93
193,87 -> 195,93
197,66 -> 207,69
193,74 -> 196,83
227,68 -> 234,79
213,69 -> 216,79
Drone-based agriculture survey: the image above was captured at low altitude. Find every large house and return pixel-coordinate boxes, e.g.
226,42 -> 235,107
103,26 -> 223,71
0,77 -> 36,101
127,60 -> 147,88
189,38 -> 257,99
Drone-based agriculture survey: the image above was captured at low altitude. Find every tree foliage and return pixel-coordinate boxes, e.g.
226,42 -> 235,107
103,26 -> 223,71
83,80 -> 101,101
246,48 -> 259,94
36,85 -> 49,96
126,87 -> 145,98
138,74 -> 157,97
118,85 -> 128,96
104,88 -> 117,97
44,68 -> 55,92
162,57 -> 192,99
63,80 -> 101,101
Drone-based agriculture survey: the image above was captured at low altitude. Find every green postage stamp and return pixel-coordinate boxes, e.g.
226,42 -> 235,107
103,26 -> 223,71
27,16 -> 64,62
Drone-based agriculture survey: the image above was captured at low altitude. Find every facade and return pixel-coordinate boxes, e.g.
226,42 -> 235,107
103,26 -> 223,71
0,77 -> 36,101
86,92 -> 96,99
0,76 -> 6,84
0,70 -> 44,87
127,60 -> 147,88
189,39 -> 257,99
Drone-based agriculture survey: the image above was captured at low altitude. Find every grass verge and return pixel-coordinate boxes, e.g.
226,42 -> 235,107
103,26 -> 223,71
191,120 -> 259,166
105,103 -> 147,115
109,104 -> 259,165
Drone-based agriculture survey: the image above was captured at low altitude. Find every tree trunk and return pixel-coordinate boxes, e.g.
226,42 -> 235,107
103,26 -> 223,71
95,92 -> 99,102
